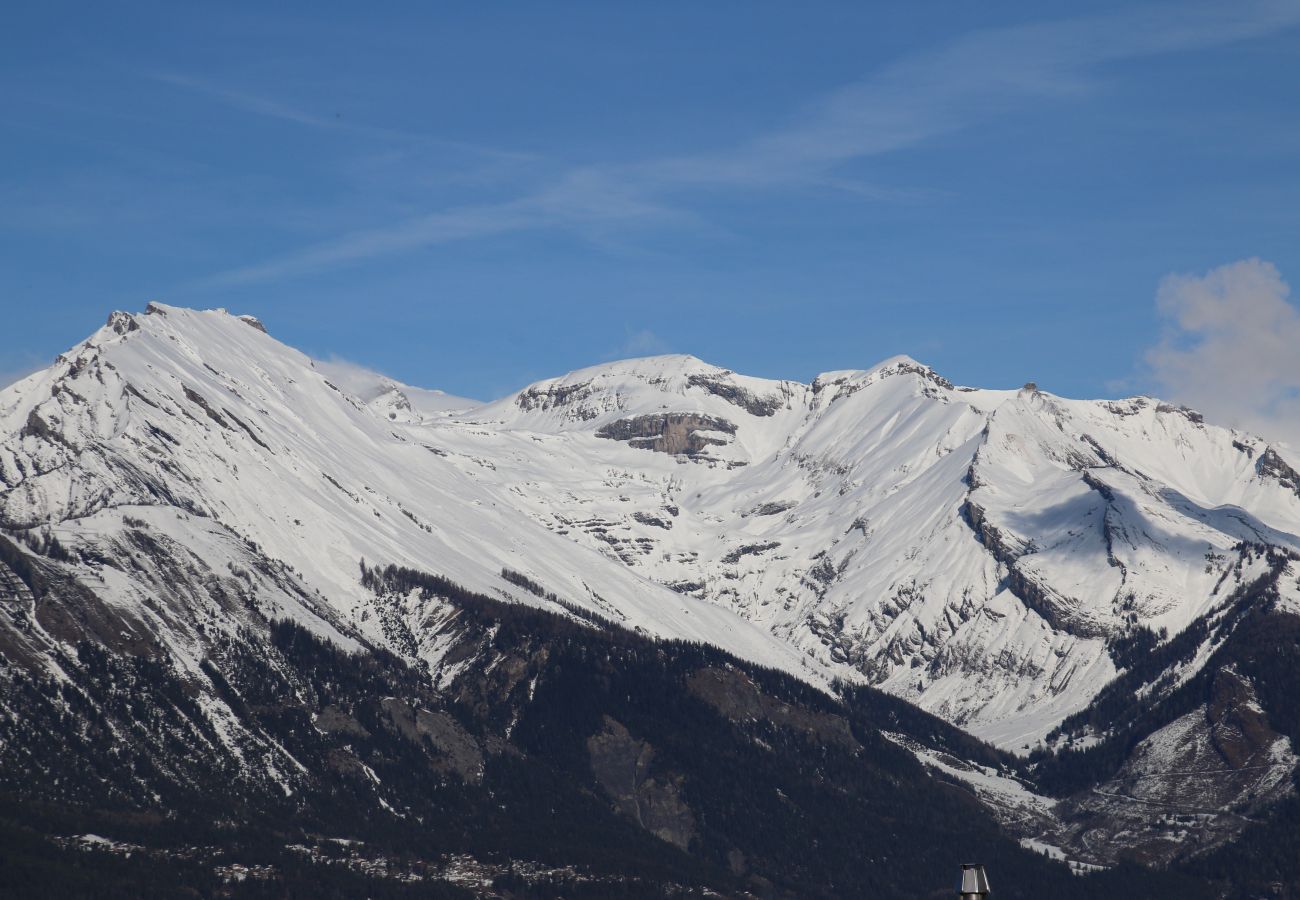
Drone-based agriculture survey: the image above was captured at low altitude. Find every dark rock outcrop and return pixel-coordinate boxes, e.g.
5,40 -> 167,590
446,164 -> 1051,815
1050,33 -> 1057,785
587,716 -> 697,851
516,380 -> 595,415
596,413 -> 736,457
721,541 -> 780,565
1257,447 -> 1300,499
685,374 -> 783,417
686,667 -> 860,751
380,697 -> 485,782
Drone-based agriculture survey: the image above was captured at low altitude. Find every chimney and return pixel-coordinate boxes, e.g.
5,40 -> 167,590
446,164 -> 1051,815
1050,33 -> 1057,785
958,863 -> 990,898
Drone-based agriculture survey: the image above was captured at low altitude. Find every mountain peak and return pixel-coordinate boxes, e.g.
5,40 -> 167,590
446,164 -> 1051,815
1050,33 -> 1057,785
540,353 -> 724,383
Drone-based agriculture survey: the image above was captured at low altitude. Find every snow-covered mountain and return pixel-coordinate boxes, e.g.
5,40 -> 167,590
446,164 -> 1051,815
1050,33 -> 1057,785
6,302 -> 1300,886
4,303 -> 1300,755
456,354 -> 1300,750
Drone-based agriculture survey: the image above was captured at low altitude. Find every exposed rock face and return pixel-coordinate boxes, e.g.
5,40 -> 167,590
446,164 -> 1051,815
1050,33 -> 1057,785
587,716 -> 697,850
105,311 -> 139,336
182,385 -> 231,430
380,697 -> 485,782
1047,666 -> 1296,866
1258,447 -> 1300,499
685,374 -> 784,417
1156,402 -> 1205,424
314,704 -> 371,738
414,708 -> 485,781
720,541 -> 780,565
631,511 -> 673,530
516,380 -> 595,415
595,413 -> 736,457
686,667 -> 860,751
744,501 -> 795,518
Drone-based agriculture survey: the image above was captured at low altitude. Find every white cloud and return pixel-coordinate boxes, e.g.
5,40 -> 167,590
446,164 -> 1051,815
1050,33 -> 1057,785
1145,258 -> 1300,447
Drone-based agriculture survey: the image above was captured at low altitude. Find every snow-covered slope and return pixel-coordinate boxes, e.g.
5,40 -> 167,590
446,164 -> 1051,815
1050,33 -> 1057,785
4,304 -> 1300,752
444,351 -> 1300,747
0,306 -> 824,691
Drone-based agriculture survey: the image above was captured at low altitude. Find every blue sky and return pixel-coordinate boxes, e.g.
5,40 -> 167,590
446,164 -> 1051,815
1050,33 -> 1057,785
3,1 -> 1299,425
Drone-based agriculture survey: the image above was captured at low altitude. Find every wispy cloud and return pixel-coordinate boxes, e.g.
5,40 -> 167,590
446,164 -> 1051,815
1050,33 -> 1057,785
1143,258 -> 1300,447
198,0 -> 1300,287
201,200 -> 538,287
640,0 -> 1300,189
148,71 -> 534,163
611,328 -> 673,359
196,179 -> 695,288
